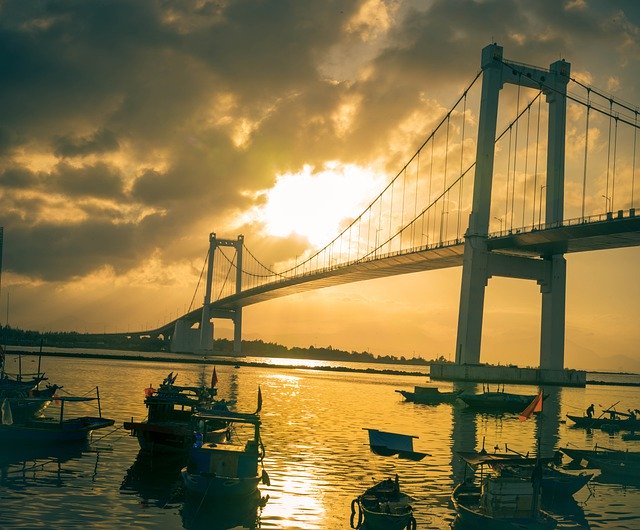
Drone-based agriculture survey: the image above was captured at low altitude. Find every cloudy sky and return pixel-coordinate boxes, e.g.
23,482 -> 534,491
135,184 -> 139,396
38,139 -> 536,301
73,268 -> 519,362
1,0 -> 639,371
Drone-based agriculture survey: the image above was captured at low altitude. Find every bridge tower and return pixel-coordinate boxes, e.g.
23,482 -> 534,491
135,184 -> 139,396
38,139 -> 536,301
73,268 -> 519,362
200,233 -> 244,355
455,44 -> 570,370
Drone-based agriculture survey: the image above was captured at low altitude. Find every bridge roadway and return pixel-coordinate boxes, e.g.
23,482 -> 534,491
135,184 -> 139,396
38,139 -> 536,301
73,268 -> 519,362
143,210 -> 640,337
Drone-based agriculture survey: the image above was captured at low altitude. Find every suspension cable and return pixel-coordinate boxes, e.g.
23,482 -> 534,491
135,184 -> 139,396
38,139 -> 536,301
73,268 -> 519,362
581,88 -> 591,219
188,250 -> 209,312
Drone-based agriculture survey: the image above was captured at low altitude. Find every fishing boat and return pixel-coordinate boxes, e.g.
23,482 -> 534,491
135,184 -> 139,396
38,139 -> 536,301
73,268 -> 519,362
395,385 -> 463,405
350,475 -> 415,530
458,388 -> 539,413
1,383 -> 62,422
181,388 -> 268,500
0,387 -> 114,444
559,445 -> 640,465
566,412 -> 639,431
124,371 -> 229,454
481,450 -> 593,499
452,452 -> 558,530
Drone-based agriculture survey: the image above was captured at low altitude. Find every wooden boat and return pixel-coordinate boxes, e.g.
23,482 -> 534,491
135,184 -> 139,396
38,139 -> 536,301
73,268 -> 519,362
181,389 -> 268,500
452,452 -> 558,530
566,412 -> 639,431
560,446 -> 640,483
1,383 -> 62,422
395,385 -> 463,405
349,475 -> 415,530
452,480 -> 557,530
457,450 -> 592,499
560,446 -> 640,465
458,390 -> 538,413
0,389 -> 114,444
124,372 -> 228,454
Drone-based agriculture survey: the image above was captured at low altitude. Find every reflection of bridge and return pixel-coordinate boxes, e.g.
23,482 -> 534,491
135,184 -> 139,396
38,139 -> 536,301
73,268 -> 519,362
144,44 -> 640,370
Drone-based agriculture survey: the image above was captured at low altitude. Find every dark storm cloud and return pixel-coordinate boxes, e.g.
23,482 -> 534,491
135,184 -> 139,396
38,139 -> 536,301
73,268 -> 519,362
53,129 -> 120,158
1,0 -> 638,283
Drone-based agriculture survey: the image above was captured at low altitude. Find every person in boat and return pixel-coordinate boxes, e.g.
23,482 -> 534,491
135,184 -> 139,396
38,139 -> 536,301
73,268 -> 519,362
586,404 -> 595,418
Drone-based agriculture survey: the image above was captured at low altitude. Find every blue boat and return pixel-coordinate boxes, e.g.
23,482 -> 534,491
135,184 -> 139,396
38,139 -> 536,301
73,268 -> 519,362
181,389 -> 268,499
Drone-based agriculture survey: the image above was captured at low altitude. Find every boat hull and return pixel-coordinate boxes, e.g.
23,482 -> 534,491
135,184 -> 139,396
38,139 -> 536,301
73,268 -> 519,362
396,389 -> 461,405
459,393 -> 536,413
566,414 -> 639,431
0,416 -> 115,444
452,483 -> 557,530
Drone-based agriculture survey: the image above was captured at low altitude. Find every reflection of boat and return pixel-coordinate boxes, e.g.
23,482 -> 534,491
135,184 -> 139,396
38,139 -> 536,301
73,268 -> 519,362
452,452 -> 558,530
0,443 -> 88,489
181,389 -> 267,500
181,489 -> 267,530
119,450 -> 184,508
124,372 -> 229,455
458,390 -> 538,413
349,475 -> 415,530
395,386 -> 463,405
0,388 -> 114,444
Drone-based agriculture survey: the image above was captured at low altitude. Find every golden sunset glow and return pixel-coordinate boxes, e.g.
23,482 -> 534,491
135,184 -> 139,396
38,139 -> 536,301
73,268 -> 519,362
253,163 -> 386,247
0,1 -> 638,372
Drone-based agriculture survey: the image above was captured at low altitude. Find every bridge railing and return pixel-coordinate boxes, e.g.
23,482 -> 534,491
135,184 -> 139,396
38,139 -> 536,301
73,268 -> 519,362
488,208 -> 637,238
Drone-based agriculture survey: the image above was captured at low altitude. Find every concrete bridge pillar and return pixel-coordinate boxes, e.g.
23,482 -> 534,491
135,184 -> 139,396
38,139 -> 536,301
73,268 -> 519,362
540,255 -> 566,370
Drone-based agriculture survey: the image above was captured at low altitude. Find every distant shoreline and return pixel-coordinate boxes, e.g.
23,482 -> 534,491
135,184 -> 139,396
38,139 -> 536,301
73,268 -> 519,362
4,349 -> 638,386
5,349 -> 428,378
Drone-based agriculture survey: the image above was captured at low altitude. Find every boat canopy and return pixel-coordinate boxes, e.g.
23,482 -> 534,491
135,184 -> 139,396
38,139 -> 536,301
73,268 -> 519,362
457,451 -> 555,467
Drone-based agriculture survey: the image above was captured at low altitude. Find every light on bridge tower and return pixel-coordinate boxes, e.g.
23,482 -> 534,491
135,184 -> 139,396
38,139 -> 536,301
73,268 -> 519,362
455,43 -> 570,371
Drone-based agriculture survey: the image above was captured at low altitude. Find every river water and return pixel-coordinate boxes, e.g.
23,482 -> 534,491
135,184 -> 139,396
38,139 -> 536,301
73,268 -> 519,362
0,351 -> 639,529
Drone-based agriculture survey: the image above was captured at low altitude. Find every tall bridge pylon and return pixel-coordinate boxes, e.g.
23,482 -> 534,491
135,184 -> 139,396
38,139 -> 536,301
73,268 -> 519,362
455,43 -> 570,369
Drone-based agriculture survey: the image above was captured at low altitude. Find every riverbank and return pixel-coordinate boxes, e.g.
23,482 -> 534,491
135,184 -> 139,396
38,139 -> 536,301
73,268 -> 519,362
5,348 -> 638,387
5,349 -> 427,378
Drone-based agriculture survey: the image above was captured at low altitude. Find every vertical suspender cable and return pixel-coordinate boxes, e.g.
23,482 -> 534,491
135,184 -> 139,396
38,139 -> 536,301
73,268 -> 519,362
505,126 -> 513,222
413,152 -> 420,246
581,89 -> 591,220
400,167 -> 407,251
612,116 -> 618,211
458,93 -> 467,239
425,140 -> 434,245
388,180 -> 394,252
442,114 -> 450,242
605,99 -> 613,211
511,81 -> 521,230
633,111 -> 638,208
532,96 -> 542,226
521,105 -> 531,228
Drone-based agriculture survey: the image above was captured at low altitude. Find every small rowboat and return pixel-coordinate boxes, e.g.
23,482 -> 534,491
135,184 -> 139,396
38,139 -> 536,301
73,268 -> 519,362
395,386 -> 463,405
350,476 -> 415,530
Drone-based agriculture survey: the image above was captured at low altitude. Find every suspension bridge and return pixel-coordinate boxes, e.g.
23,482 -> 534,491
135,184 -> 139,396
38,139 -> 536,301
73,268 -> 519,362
136,44 -> 640,373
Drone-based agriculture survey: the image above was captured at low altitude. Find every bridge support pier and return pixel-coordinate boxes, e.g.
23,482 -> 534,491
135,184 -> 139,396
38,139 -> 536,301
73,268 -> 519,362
539,255 -> 566,370
455,236 -> 489,364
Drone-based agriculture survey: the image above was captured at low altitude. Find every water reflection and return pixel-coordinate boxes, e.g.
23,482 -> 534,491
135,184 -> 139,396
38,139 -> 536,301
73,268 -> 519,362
181,491 -> 268,530
0,443 -> 95,489
120,450 -> 184,508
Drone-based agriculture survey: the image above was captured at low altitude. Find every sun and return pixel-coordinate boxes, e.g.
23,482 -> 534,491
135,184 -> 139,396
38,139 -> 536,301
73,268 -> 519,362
254,162 -> 385,247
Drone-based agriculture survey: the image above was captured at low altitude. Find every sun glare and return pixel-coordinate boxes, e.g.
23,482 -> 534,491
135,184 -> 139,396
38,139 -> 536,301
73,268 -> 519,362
255,163 -> 384,247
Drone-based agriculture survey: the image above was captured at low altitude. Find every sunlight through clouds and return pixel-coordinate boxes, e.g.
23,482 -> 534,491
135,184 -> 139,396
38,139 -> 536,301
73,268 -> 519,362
251,162 -> 386,247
